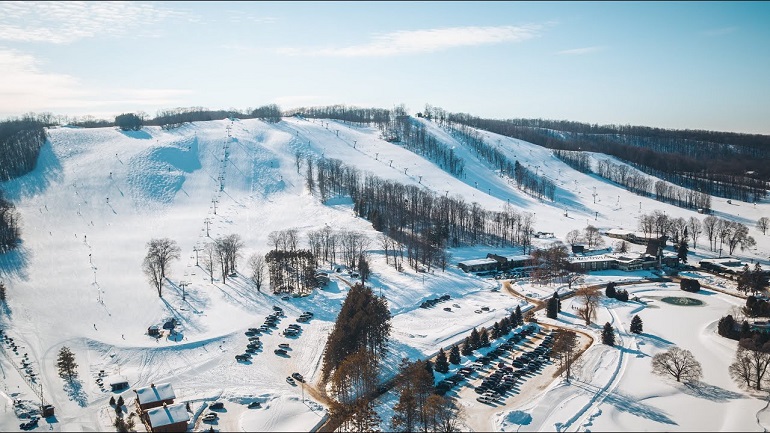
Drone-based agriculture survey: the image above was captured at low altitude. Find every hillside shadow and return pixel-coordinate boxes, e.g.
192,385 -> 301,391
0,141 -> 63,201
0,243 -> 30,280
119,129 -> 152,140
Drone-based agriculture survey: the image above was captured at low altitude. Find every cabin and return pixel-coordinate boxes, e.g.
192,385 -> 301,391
567,254 -> 616,272
606,228 -> 639,242
457,258 -> 498,273
134,383 -> 176,411
699,257 -> 746,274
144,403 -> 189,433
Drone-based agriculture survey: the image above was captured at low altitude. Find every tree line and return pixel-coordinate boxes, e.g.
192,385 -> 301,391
0,192 -> 21,252
308,155 -> 536,273
449,123 -> 556,201
439,109 -> 768,202
385,116 -> 465,177
0,117 -> 48,181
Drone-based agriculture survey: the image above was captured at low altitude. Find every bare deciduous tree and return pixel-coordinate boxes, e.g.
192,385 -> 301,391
552,329 -> 579,382
688,216 -> 702,249
202,242 -> 216,283
215,234 -> 244,284
651,346 -> 702,383
575,286 -> 600,325
565,229 -> 582,246
142,238 -> 180,297
757,217 -> 770,236
248,253 -> 266,292
729,337 -> 770,391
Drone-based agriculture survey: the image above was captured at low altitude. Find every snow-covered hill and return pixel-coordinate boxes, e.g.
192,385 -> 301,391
1,116 -> 769,432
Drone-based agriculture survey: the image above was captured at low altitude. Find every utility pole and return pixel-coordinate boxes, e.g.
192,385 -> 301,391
212,198 -> 218,215
204,218 -> 211,237
193,246 -> 200,266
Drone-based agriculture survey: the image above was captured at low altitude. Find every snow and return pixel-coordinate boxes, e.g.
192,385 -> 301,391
1,115 -> 769,431
146,403 -> 189,427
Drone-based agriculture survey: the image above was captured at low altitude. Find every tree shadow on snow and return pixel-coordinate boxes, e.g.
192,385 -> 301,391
119,129 -> 152,140
635,333 -> 674,350
680,382 -> 745,402
0,141 -> 63,201
63,378 -> 89,407
0,243 -> 30,281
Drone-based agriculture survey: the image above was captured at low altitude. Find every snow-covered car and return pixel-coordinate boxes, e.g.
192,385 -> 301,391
286,376 -> 296,385
202,413 -> 218,422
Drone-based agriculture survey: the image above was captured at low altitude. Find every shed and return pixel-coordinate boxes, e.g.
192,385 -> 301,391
108,376 -> 129,392
145,403 -> 189,433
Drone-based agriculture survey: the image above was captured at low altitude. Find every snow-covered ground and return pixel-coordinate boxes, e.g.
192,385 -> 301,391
1,115 -> 769,431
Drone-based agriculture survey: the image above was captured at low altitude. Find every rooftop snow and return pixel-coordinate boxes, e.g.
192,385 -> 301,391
135,383 -> 175,405
146,403 -> 189,427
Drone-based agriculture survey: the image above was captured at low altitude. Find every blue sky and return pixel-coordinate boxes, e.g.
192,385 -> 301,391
1,1 -> 768,134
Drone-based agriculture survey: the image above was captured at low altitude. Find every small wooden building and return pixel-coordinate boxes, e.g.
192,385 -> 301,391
134,383 -> 176,412
144,403 -> 189,433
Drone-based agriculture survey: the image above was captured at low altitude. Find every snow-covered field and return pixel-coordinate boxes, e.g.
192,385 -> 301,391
1,115 -> 769,431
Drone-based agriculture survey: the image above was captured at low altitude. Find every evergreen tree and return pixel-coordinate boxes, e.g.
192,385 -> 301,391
514,305 -> 523,326
741,320 -> 752,339
117,395 -> 124,406
490,322 -> 501,340
424,360 -> 434,381
677,239 -> 689,264
605,282 -> 617,298
615,289 -> 629,302
350,399 -> 382,432
56,346 -> 78,380
469,328 -> 480,350
109,396 -> 116,406
461,337 -> 472,356
0,282 -> 6,302
434,348 -> 449,373
601,322 -> 615,346
358,254 -> 371,283
449,345 -> 461,365
630,315 -> 643,334
718,315 -> 737,339
546,293 -> 559,319
479,327 -> 490,347
555,291 -> 562,311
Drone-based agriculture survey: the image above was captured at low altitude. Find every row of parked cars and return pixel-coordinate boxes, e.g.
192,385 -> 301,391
474,326 -> 553,403
420,294 -> 451,309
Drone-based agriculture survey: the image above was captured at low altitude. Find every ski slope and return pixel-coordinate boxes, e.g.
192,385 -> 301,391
1,115 -> 769,431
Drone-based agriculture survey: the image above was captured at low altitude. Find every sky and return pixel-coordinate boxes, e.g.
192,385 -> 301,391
1,1 -> 769,134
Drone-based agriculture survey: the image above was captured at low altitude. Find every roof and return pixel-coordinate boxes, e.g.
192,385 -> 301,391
135,383 -> 175,405
146,403 -> 189,428
107,375 -> 128,386
506,255 -> 532,262
458,258 -> 497,267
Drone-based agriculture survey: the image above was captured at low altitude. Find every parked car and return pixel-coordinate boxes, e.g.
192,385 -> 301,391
278,343 -> 290,349
274,348 -> 288,355
292,372 -> 305,383
210,402 -> 225,410
248,401 -> 262,409
286,376 -> 296,385
443,307 -> 452,312
235,354 -> 251,362
202,413 -> 218,422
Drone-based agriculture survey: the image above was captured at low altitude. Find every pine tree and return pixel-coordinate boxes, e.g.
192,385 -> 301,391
514,305 -> 523,326
677,240 -> 689,264
601,322 -> 615,346
461,337 -> 472,356
56,346 -> 78,380
469,328 -> 480,350
546,293 -> 559,319
109,396 -> 116,406
434,348 -> 449,373
605,282 -> 617,298
0,282 -> 6,302
630,315 -> 643,334
424,360 -> 434,380
117,395 -> 124,406
449,345 -> 461,365
491,322 -> 501,340
479,327 -> 490,348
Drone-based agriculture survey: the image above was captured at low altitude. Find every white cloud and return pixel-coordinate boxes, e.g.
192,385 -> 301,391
0,49 -> 191,117
278,24 -> 542,57
0,1 -> 188,44
557,46 -> 605,55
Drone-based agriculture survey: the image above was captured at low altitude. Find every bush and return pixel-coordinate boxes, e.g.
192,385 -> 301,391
115,113 -> 143,131
680,278 -> 700,293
